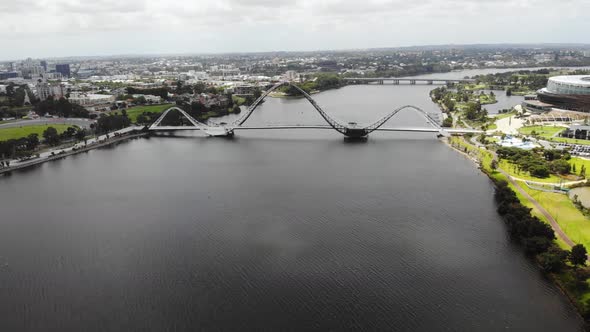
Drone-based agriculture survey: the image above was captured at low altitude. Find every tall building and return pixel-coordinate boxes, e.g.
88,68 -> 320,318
35,78 -> 65,101
40,60 -> 47,72
56,64 -> 71,78
0,72 -> 18,80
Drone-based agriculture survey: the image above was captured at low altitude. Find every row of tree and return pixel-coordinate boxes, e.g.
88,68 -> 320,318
0,126 -> 87,160
495,180 -> 587,269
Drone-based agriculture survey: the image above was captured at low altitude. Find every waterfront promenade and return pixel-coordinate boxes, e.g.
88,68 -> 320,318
0,126 -> 145,174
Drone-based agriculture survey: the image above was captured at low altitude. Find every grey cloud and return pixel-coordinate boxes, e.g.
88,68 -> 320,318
0,0 -> 588,59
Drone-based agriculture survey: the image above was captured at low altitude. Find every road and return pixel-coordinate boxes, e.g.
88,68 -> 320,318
5,126 -> 143,167
0,118 -> 95,129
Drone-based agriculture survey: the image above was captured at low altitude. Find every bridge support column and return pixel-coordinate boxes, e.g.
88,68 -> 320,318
427,80 -> 433,85
394,80 -> 399,85
410,80 -> 416,85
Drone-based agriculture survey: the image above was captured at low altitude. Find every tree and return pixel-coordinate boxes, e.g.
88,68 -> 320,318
570,244 -> 587,268
551,159 -> 571,175
539,246 -> 569,272
491,159 -> 498,170
441,115 -> 453,127
42,127 -> 60,146
134,96 -> 147,105
26,133 -> 39,150
75,128 -> 87,141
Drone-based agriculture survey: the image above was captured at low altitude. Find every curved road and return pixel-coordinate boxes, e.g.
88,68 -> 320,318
0,118 -> 95,129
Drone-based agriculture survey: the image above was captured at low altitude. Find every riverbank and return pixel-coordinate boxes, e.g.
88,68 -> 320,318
0,129 -> 147,175
445,136 -> 590,328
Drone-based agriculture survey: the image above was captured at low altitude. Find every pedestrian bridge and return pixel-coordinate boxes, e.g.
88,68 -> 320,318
149,81 -> 483,138
343,77 -> 476,85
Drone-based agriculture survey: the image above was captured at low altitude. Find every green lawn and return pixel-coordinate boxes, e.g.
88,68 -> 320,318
522,185 -> 590,250
499,160 -> 563,183
570,157 -> 590,177
551,137 -> 590,146
492,111 -> 516,120
232,96 -> 246,106
0,124 -> 73,141
479,94 -> 497,105
519,125 -> 566,139
123,104 -> 174,123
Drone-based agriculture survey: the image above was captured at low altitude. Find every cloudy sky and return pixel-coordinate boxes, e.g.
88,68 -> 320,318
1,0 -> 589,60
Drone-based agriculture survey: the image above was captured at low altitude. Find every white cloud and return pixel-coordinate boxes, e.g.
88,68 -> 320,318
0,0 -> 588,59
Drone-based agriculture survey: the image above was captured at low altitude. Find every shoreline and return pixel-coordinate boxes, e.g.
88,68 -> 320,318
0,131 -> 148,175
444,136 -> 589,329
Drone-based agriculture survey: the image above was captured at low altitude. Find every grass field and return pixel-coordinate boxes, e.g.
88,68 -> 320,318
551,137 -> 590,146
455,136 -> 581,250
492,111 -> 516,120
522,184 -> 590,250
519,125 -> 566,139
232,95 -> 247,106
498,159 -> 563,183
123,104 -> 174,123
0,124 -> 73,141
570,157 -> 590,177
478,94 -> 497,105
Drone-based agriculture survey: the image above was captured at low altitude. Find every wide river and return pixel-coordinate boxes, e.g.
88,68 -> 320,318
0,69 -> 587,331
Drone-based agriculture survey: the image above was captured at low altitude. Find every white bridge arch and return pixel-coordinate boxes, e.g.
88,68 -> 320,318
149,81 -> 453,138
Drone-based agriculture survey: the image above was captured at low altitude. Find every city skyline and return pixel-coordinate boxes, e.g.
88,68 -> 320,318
1,0 -> 589,60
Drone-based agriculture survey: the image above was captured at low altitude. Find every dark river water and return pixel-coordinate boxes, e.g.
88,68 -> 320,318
0,73 -> 586,331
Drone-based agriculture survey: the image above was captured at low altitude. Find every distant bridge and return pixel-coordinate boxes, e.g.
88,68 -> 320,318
149,81 -> 482,138
343,77 -> 476,85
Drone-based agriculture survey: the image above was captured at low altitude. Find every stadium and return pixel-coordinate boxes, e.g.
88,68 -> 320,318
537,75 -> 590,112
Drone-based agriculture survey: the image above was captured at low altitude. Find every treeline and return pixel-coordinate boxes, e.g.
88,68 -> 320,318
495,180 -> 556,253
126,87 -> 169,99
34,97 -> 89,118
0,84 -> 35,108
96,113 -> 131,134
347,63 -> 452,78
497,147 -> 571,178
280,74 -> 344,96
0,126 -> 86,160
473,69 -> 550,89
494,179 -> 590,318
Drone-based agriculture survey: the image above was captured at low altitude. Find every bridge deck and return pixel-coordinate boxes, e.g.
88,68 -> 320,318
150,125 -> 482,134
343,78 -> 475,82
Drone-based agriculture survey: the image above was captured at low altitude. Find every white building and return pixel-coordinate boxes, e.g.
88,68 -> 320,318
68,92 -> 115,110
132,94 -> 162,104
283,71 -> 301,82
533,53 -> 555,63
